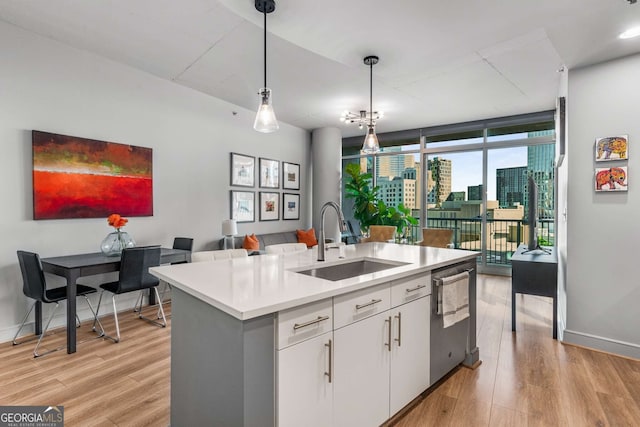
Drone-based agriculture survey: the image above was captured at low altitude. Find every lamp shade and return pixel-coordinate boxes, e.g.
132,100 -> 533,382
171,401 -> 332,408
254,88 -> 279,133
362,125 -> 380,154
222,219 -> 238,236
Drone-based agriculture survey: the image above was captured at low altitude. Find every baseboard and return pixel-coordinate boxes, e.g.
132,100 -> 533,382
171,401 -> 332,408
562,329 -> 640,360
0,292 -> 146,344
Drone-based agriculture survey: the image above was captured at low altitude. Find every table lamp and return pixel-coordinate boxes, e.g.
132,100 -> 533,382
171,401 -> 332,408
222,219 -> 238,250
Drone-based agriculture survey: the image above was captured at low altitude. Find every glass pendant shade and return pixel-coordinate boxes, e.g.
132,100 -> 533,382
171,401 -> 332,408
253,88 -> 279,133
362,125 -> 380,154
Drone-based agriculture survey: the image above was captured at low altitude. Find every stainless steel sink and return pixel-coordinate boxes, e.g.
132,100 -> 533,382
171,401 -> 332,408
295,258 -> 409,282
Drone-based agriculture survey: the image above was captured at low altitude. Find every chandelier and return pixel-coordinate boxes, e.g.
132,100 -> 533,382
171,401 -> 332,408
253,0 -> 279,133
339,55 -> 382,153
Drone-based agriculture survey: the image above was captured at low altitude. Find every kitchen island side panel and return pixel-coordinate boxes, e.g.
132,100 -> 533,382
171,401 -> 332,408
171,287 -> 275,427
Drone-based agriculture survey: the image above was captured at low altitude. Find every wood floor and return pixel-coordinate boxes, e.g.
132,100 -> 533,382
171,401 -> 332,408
1,275 -> 639,426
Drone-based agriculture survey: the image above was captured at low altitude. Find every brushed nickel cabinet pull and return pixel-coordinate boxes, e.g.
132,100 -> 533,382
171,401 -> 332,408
293,315 -> 330,331
405,284 -> 427,293
385,316 -> 392,351
355,298 -> 382,310
324,339 -> 332,383
394,312 -> 402,347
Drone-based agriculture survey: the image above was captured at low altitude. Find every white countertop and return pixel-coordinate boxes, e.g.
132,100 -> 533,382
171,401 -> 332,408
149,242 -> 476,320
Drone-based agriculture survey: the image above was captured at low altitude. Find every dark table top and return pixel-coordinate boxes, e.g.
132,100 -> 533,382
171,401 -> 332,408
41,248 -> 189,269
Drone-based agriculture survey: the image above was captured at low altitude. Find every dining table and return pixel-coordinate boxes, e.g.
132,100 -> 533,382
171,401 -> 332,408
39,247 -> 190,353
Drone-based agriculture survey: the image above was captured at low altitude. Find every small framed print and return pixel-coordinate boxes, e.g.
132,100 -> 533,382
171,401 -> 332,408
230,190 -> 255,222
259,158 -> 280,188
230,153 -> 255,187
595,166 -> 628,192
595,135 -> 628,162
282,162 -> 300,190
282,193 -> 300,220
259,192 -> 279,221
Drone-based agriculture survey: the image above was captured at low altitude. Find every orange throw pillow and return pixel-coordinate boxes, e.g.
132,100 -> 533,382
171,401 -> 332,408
243,234 -> 260,251
297,228 -> 318,248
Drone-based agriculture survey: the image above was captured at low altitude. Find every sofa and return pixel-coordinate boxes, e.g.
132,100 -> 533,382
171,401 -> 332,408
217,231 -> 300,252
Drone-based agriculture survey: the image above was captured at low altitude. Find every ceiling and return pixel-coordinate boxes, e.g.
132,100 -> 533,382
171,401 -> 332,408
1,0 -> 640,137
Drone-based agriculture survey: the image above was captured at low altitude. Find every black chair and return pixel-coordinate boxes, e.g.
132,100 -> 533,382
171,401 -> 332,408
341,219 -> 362,245
13,250 -> 102,357
172,237 -> 194,263
92,246 -> 164,343
156,237 -> 194,309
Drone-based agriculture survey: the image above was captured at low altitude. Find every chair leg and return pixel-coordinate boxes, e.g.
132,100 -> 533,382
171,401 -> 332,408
83,295 -> 105,337
92,290 -> 105,332
133,291 -> 143,313
112,294 -> 121,343
34,302 -> 64,358
138,287 -> 167,328
12,301 -> 36,345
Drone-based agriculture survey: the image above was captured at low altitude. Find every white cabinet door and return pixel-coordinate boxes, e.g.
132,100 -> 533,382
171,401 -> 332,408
277,332 -> 333,427
389,295 -> 431,416
333,311 -> 391,427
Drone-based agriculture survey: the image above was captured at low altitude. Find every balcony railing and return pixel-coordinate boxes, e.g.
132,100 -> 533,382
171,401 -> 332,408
406,218 -> 554,267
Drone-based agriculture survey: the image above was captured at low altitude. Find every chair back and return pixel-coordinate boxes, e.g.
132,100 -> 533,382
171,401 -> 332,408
16,250 -> 49,303
363,225 -> 396,243
116,247 -> 161,294
265,243 -> 307,255
173,237 -> 194,251
192,249 -> 248,262
419,228 -> 454,248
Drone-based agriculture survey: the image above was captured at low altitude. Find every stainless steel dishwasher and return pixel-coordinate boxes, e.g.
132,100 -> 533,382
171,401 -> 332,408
429,259 -> 479,386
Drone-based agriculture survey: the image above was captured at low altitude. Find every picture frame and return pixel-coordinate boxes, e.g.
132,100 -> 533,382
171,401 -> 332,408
259,157 -> 280,188
282,161 -> 300,190
259,192 -> 279,221
595,166 -> 628,192
230,190 -> 255,222
282,193 -> 300,220
230,153 -> 255,187
595,135 -> 628,162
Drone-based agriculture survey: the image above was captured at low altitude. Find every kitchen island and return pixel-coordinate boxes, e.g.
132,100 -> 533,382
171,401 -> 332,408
150,242 -> 478,427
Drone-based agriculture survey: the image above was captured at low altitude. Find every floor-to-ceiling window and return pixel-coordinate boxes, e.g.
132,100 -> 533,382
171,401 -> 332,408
341,111 -> 556,274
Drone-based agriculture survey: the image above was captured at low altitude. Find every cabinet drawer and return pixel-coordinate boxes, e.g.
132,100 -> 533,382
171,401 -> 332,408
333,283 -> 390,329
391,273 -> 431,307
277,298 -> 333,349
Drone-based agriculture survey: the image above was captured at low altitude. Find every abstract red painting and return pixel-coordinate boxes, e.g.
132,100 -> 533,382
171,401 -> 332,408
32,131 -> 153,219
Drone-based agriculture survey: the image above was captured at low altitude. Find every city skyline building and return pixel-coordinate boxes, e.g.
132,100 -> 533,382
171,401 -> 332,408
496,166 -> 527,208
427,157 -> 452,207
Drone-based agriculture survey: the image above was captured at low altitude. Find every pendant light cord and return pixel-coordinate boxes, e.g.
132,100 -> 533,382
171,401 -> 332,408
263,10 -> 267,89
369,60 -> 373,127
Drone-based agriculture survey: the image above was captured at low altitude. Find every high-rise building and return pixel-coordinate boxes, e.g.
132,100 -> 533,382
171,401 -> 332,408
467,185 -> 483,201
496,166 -> 527,207
377,176 -> 417,209
526,143 -> 555,219
377,147 -> 416,179
403,166 -> 421,209
427,157 -> 451,207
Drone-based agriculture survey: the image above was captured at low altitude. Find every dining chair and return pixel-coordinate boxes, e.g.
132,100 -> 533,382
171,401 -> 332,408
92,246 -> 164,343
418,228 -> 454,248
13,250 -> 103,357
360,225 -> 396,243
172,237 -> 194,263
155,237 -> 194,309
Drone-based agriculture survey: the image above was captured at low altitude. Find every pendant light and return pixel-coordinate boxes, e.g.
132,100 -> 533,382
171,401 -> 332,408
361,55 -> 380,153
253,0 -> 279,133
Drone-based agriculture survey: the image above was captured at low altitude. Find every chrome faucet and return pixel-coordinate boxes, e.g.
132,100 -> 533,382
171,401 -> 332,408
318,201 -> 347,261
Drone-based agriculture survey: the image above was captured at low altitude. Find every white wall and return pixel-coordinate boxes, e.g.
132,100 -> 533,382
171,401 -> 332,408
0,21 -> 310,341
564,54 -> 640,358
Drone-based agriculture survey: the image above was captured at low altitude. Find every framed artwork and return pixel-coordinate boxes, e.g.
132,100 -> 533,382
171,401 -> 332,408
259,192 -> 279,221
259,157 -> 280,188
283,193 -> 300,220
32,130 -> 153,220
230,190 -> 255,222
595,166 -> 628,192
282,162 -> 300,190
595,135 -> 628,162
230,153 -> 255,187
